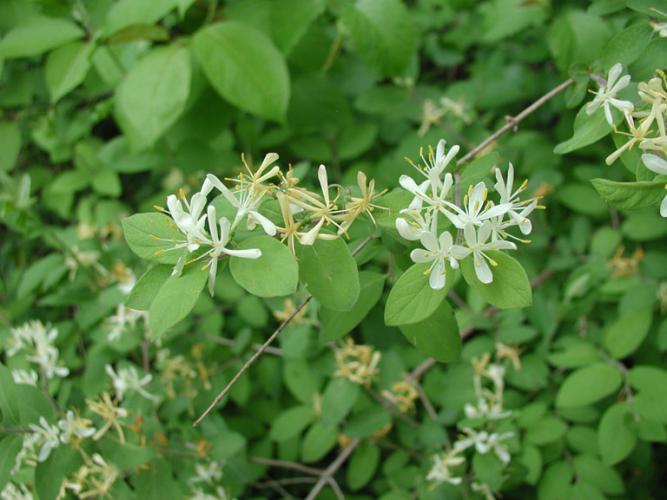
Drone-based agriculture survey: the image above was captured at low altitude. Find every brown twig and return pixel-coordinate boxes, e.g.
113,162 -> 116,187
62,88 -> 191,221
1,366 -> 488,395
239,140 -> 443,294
458,79 -> 574,164
206,334 -> 284,356
249,456 -> 325,476
194,236 -> 375,427
305,438 -> 360,500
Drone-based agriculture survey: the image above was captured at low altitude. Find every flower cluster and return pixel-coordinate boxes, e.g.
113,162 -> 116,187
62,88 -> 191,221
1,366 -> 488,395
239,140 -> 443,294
591,64 -> 667,217
334,338 -> 382,387
159,153 -> 383,295
7,320 -> 69,381
105,363 -> 159,402
395,140 -> 537,289
427,351 -> 515,490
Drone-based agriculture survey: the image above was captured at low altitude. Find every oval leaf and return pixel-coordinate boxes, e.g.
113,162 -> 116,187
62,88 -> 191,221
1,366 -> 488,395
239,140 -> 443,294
122,213 -> 186,265
556,363 -> 622,408
384,263 -> 447,326
399,300 -> 461,363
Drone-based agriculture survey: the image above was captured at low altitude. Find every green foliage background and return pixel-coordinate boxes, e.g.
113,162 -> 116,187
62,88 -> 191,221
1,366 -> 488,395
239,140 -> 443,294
1,0 -> 667,498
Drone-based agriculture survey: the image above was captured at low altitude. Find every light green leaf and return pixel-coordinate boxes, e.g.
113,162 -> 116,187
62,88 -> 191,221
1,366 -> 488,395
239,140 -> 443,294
591,178 -> 666,211
0,121 -> 20,171
0,436 -> 21,490
458,152 -> 499,188
347,441 -> 380,491
99,438 -> 156,469
126,265 -> 172,310
603,306 -> 652,359
461,251 -> 532,309
122,213 -> 187,265
554,107 -> 614,155
269,406 -> 315,442
193,21 -> 289,122
572,454 -> 625,495
0,364 -> 19,425
598,404 -> 637,466
399,300 -> 461,363
132,460 -> 182,500
35,446 -> 82,500
548,10 -> 612,71
105,0 -> 179,35
148,265 -> 208,339
320,271 -> 385,341
301,422 -> 338,463
557,183 -> 608,217
297,238 -> 360,311
115,45 -> 191,150
601,22 -> 654,68
556,363 -> 622,408
384,263 -> 447,326
525,417 -> 568,445
45,41 -> 94,102
480,0 -> 546,43
340,0 -> 417,77
271,0 -> 325,54
321,378 -> 360,427
538,461 -> 573,500
622,209 -> 667,241
0,16 -> 84,59
230,236 -> 298,297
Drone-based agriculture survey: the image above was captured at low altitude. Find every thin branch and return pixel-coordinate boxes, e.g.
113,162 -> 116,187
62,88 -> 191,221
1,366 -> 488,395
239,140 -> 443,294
194,236 -> 375,426
206,334 -> 284,356
458,79 -> 574,164
249,456 -> 324,476
305,439 -> 360,500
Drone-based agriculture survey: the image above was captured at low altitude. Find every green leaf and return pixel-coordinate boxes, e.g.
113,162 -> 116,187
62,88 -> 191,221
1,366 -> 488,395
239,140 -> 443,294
297,238 -> 360,311
556,363 -> 622,408
193,21 -> 289,122
384,263 -> 447,326
399,300 -> 461,363
0,16 -> 84,59
122,213 -> 186,265
340,0 -> 417,77
271,0 -> 325,54
622,209 -> 667,241
538,461 -> 574,500
0,436 -> 21,490
548,10 -> 612,72
148,264 -> 208,339
230,235 -> 298,297
461,251 -> 532,309
480,0 -> 546,43
17,385 -> 57,424
525,416 -> 568,445
99,438 -> 155,469
591,178 -> 666,211
572,454 -> 625,495
0,121 -> 21,172
598,404 -> 637,466
347,441 -> 380,491
35,446 -> 83,500
557,183 -> 608,217
320,271 -> 385,341
554,107 -> 613,155
601,22 -> 654,68
603,306 -> 652,359
105,0 -> 179,35
132,459 -> 182,500
126,264 -> 172,310
321,378 -> 360,427
301,422 -> 338,463
458,152 -> 499,188
115,45 -> 191,150
45,41 -> 94,102
269,406 -> 315,442
0,364 -> 20,425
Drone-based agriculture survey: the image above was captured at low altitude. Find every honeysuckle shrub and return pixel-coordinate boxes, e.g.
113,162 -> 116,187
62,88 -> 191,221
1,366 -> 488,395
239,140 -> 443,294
1,0 -> 666,499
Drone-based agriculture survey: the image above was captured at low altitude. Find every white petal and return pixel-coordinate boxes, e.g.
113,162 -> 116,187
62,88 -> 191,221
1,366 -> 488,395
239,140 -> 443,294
396,218 -> 422,240
300,218 -> 324,246
478,221 -> 493,244
208,258 -> 218,296
661,194 -> 667,218
218,217 -> 231,246
474,252 -> 493,284
399,175 -> 420,194
429,260 -> 446,290
249,210 -> 277,236
607,63 -> 622,87
642,153 -> 667,175
420,231 -> 439,252
463,223 -> 477,246
225,248 -> 261,259
450,244 -> 470,260
438,230 -> 453,250
207,205 -> 219,242
410,248 -> 434,264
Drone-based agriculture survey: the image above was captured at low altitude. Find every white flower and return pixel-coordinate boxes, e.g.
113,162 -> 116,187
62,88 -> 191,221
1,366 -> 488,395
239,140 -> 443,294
586,63 -> 634,126
8,321 -> 68,380
462,222 -> 516,284
493,163 -> 537,236
166,183 -> 213,252
426,450 -> 465,486
27,417 -> 61,462
455,428 -> 514,465
190,462 -> 224,485
395,209 -> 433,241
410,230 -> 468,290
206,174 -> 277,236
57,411 -> 96,443
464,397 -> 512,421
107,304 -> 147,342
443,182 -> 510,229
641,153 -> 667,217
299,165 -> 341,245
105,364 -> 159,402
11,369 -> 38,386
651,21 -> 667,38
1,482 -> 33,500
399,170 -> 454,215
204,206 -> 262,295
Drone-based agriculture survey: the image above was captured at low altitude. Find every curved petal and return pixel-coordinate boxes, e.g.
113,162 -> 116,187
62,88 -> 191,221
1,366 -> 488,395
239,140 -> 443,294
410,248 -> 433,264
399,175 -> 420,194
396,218 -> 422,240
299,218 -> 324,246
642,153 -> 667,175
474,252 -> 493,284
661,194 -> 667,218
463,222 -> 477,247
518,217 -> 532,235
318,164 -> 330,205
207,205 -> 219,243
208,258 -> 218,296
450,244 -> 470,261
478,221 -> 493,244
429,260 -> 446,290
420,230 -> 439,252
225,247 -> 261,259
218,217 -> 231,246
438,230 -> 453,250
249,210 -> 277,236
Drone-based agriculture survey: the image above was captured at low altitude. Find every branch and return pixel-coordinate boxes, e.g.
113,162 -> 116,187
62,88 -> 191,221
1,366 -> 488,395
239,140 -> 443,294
458,78 -> 574,164
305,438 -> 360,500
193,235 -> 375,427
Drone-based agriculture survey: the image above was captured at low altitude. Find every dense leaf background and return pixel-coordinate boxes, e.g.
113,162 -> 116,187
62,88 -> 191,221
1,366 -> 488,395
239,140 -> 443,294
1,0 -> 666,499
